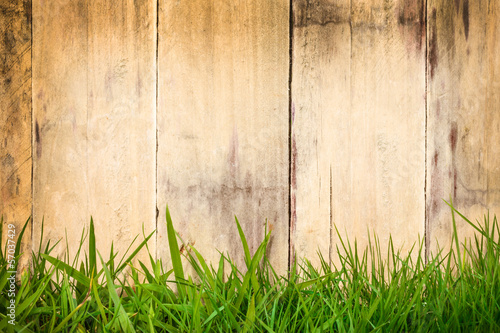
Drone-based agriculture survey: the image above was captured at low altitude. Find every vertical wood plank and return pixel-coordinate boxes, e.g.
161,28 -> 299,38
427,0 -> 500,255
291,0 -> 351,265
86,0 -> 157,263
33,0 -> 156,263
33,0 -> 88,258
157,0 -> 290,273
292,0 -> 426,267
348,0 -> 426,259
0,0 -> 32,271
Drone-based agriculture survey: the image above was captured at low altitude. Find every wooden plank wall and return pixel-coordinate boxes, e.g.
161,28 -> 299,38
1,0 -> 499,273
32,0 -> 156,263
426,0 -> 500,255
157,0 -> 290,272
0,0 -> 31,272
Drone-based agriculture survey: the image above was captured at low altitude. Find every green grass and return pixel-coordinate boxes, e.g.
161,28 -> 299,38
1,201 -> 500,332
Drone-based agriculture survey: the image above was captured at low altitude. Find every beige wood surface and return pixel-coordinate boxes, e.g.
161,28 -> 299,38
86,0 -> 157,264
157,0 -> 290,273
33,0 -> 156,264
426,0 -> 500,256
0,0 -> 32,272
292,0 -> 426,268
33,0 -> 89,259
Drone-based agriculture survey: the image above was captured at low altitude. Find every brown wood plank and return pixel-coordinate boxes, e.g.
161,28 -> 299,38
33,0 -> 156,264
426,0 -> 500,256
292,0 -> 426,268
157,0 -> 290,273
0,0 -> 32,273
86,0 -> 156,265
33,0 -> 90,259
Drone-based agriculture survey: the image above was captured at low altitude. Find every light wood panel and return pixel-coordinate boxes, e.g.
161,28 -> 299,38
33,0 -> 89,259
33,0 -> 156,264
0,0 -> 32,273
157,0 -> 290,273
291,0 -> 351,266
292,0 -> 426,268
426,0 -> 500,256
86,0 -> 157,264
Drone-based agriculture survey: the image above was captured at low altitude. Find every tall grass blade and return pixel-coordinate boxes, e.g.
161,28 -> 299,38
165,205 -> 186,299
89,217 -> 96,277
235,216 -> 251,268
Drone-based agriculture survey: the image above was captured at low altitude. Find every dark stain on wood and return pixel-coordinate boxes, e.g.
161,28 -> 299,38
77,0 -> 87,20
429,9 -> 439,79
397,0 -> 426,51
462,0 -> 469,40
3,30 -> 15,53
453,170 -> 458,199
449,122 -> 458,152
35,121 -> 40,143
398,1 -> 425,25
23,0 -> 31,26
293,0 -> 349,28
35,121 -> 41,158
2,153 -> 14,167
454,0 -> 460,14
418,0 -> 425,50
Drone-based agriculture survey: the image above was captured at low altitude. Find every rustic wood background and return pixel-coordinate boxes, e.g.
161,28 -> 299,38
1,0 -> 499,272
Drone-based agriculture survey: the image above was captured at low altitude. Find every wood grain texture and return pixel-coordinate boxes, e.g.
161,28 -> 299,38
33,0 -> 156,263
292,0 -> 426,268
157,0 -> 289,273
86,0 -> 156,264
0,0 -> 32,272
291,0 -> 351,266
426,0 -> 500,255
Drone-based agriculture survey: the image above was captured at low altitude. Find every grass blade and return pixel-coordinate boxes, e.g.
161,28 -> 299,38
165,205 -> 186,299
235,216 -> 251,268
89,217 -> 96,276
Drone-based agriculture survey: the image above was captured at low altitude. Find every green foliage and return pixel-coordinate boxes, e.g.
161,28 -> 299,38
1,202 -> 500,332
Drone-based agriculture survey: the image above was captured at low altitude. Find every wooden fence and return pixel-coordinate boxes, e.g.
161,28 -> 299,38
1,0 -> 499,273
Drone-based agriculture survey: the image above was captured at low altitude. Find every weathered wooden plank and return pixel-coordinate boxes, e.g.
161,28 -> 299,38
33,0 -> 90,259
426,0 -> 500,256
86,0 -> 156,265
157,0 -> 289,273
0,0 -> 32,272
291,0 -> 351,266
348,0 -> 426,259
292,0 -> 426,268
33,0 -> 156,264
